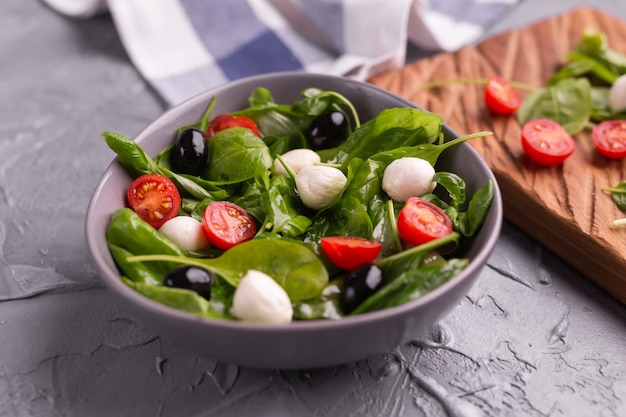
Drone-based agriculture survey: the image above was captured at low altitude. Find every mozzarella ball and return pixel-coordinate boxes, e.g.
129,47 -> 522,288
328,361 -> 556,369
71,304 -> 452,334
295,165 -> 348,210
158,216 -> 210,252
272,148 -> 321,176
231,270 -> 293,324
609,74 -> 626,112
382,157 -> 436,202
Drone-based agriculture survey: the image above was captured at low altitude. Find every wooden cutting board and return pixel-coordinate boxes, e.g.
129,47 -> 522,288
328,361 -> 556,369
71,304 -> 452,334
370,7 -> 626,303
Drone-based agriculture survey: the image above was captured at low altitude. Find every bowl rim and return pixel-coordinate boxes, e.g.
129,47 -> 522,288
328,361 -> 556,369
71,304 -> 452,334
85,71 -> 503,334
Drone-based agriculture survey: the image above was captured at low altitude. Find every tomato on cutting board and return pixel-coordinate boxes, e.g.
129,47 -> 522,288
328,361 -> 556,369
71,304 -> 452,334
484,76 -> 522,115
592,120 -> 626,160
521,118 -> 575,166
397,197 -> 453,247
202,201 -> 257,250
320,236 -> 382,270
127,174 -> 181,229
206,114 -> 260,138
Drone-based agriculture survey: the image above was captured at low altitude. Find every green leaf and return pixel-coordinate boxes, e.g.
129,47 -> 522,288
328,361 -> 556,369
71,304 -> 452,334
590,87 -> 626,122
571,30 -> 626,83
333,108 -> 444,167
547,60 -> 596,85
106,208 -> 185,284
376,232 -> 460,283
123,277 -> 233,319
128,239 -> 329,302
445,180 -> 494,237
517,77 -> 592,135
204,127 -> 273,183
102,131 -> 228,200
292,280 -> 343,320
262,175 -> 312,237
351,258 -> 468,315
603,182 -> 626,212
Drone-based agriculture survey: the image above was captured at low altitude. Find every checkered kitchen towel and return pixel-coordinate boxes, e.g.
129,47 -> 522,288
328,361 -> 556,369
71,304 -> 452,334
43,0 -> 520,106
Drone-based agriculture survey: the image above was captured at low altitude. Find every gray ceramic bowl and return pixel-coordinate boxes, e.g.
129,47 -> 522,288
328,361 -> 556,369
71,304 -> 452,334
86,72 -> 502,370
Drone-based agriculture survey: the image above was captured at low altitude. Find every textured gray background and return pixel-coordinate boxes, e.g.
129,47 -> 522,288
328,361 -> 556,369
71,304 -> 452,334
1,1 -> 625,416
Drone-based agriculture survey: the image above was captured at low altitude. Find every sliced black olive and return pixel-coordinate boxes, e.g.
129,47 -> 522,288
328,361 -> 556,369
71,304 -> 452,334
305,111 -> 350,150
170,128 -> 209,176
164,265 -> 214,300
341,263 -> 384,314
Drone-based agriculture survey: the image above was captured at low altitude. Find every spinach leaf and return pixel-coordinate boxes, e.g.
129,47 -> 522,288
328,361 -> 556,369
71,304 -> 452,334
102,131 -> 228,200
433,171 -> 466,207
517,77 -> 591,135
262,133 -> 308,158
351,258 -> 468,315
333,108 -> 444,166
369,131 -> 491,167
106,208 -> 185,284
375,232 -> 460,283
305,195 -> 374,246
262,175 -> 312,237
570,30 -> 626,84
590,87 -> 626,121
123,277 -> 233,319
128,239 -> 328,302
204,127 -> 273,183
547,60 -> 596,85
109,245 -> 162,286
341,157 -> 385,209
292,280 -> 343,320
235,88 -> 312,138
232,175 -> 269,221
444,180 -> 494,237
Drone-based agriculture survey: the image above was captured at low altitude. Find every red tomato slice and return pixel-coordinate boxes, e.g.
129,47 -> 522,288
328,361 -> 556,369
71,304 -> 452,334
521,119 -> 575,166
202,201 -> 257,250
592,120 -> 626,159
206,114 -> 260,138
484,76 -> 522,115
320,236 -> 382,271
127,174 -> 181,228
397,197 -> 453,247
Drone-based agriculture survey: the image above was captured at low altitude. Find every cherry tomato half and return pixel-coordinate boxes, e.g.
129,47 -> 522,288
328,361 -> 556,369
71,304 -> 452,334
397,197 -> 453,247
320,236 -> 382,271
592,120 -> 626,160
202,201 -> 257,250
127,174 -> 181,229
484,76 -> 522,115
521,118 -> 575,166
206,114 -> 260,138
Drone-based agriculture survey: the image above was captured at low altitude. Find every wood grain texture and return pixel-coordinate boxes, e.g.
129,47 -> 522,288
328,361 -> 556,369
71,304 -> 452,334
370,7 -> 626,303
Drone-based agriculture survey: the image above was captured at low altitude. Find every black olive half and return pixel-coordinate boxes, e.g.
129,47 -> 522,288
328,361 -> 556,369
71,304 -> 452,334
164,265 -> 215,300
170,128 -> 209,176
341,263 -> 384,314
305,111 -> 350,150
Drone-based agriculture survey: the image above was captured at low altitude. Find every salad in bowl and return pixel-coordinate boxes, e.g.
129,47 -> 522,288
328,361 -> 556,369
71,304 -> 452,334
86,72 -> 502,369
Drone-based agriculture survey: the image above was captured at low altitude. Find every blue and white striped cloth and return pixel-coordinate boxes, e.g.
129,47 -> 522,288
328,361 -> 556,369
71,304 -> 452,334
43,0 -> 520,106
